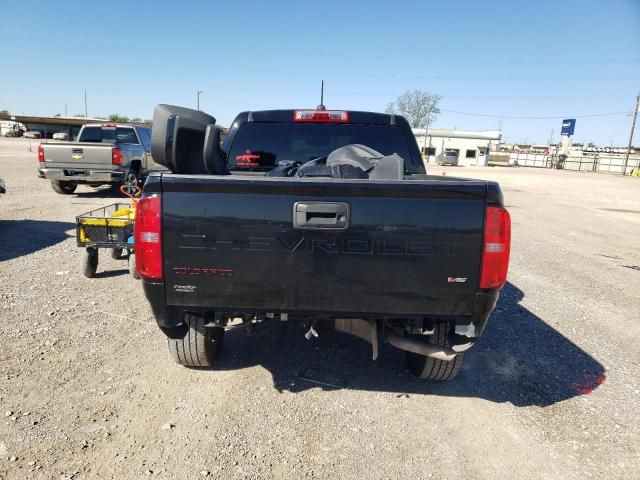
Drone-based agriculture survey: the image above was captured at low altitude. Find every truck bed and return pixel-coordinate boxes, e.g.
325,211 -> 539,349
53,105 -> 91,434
157,174 -> 499,318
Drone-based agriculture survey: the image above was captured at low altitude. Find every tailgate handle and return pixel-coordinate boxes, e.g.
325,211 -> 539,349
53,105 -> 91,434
72,148 -> 83,154
294,202 -> 350,230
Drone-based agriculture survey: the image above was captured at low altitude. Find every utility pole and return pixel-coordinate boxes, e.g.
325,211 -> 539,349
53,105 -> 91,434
64,104 -> 68,117
84,89 -> 88,118
622,92 -> 640,176
197,90 -> 203,111
422,110 -> 431,163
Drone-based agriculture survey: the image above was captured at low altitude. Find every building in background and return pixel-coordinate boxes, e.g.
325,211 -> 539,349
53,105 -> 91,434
0,114 -> 150,139
0,114 -> 109,139
412,128 -> 502,166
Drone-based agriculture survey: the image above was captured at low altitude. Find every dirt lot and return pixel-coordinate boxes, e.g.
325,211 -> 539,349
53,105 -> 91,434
0,136 -> 639,479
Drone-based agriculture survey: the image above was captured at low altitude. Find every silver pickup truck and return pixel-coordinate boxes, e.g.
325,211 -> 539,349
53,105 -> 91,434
38,123 -> 167,194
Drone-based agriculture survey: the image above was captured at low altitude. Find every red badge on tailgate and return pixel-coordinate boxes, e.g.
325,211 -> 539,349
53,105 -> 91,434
173,267 -> 233,277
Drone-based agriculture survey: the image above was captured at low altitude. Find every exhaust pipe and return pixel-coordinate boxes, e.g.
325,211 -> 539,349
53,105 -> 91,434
385,330 -> 459,362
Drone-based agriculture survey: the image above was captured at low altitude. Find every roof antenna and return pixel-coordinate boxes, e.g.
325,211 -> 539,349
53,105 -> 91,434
317,80 -> 326,110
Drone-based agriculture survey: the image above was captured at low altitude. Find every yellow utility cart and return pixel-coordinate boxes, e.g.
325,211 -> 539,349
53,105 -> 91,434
75,186 -> 140,279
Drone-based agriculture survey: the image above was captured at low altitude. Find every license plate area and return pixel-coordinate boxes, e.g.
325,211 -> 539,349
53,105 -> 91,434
65,170 -> 88,176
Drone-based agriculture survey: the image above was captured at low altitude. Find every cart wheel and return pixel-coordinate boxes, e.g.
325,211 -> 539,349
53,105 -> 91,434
81,247 -> 98,278
128,253 -> 140,279
110,247 -> 123,260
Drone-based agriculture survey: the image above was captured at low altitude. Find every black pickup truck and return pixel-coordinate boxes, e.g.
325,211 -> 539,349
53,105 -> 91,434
135,105 -> 511,380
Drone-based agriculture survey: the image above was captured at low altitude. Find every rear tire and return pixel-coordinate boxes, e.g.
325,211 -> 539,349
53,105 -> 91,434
81,247 -> 98,278
405,322 -> 465,380
51,180 -> 77,194
128,253 -> 140,279
168,313 -> 224,367
124,169 -> 139,188
110,247 -> 123,260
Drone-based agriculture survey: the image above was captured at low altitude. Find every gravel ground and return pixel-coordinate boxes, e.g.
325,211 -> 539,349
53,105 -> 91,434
0,137 -> 638,479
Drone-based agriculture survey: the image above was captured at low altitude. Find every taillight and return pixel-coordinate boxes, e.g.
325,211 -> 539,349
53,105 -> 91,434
293,110 -> 349,123
479,205 -> 511,289
112,148 -> 123,165
37,145 -> 45,163
135,195 -> 162,280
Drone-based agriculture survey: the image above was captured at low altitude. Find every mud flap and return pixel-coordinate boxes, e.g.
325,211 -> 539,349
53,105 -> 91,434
334,319 -> 379,360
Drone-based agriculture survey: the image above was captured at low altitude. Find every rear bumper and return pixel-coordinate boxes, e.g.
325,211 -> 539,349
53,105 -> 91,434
39,167 -> 123,183
142,279 -> 500,339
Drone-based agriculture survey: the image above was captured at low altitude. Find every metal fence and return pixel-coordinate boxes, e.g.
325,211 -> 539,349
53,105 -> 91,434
508,152 -> 640,175
508,153 -> 549,168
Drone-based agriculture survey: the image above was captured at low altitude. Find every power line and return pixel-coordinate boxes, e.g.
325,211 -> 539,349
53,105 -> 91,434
440,110 -> 633,120
291,51 -> 640,63
78,89 -> 634,105
254,69 -> 640,81
179,84 -> 634,100
441,95 -> 630,99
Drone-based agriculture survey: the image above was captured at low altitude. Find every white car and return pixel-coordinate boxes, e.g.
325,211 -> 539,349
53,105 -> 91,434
52,132 -> 68,141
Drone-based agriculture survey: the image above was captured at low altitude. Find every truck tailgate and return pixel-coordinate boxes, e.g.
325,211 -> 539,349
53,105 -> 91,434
42,142 -> 114,169
161,176 -> 486,317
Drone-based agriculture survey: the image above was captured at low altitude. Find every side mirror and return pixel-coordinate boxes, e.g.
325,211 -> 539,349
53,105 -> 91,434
151,104 -> 216,174
203,124 -> 228,175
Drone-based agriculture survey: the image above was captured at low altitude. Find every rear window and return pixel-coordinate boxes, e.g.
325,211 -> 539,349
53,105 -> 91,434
138,127 -> 151,148
79,126 -> 115,143
227,123 -> 413,172
79,126 -> 138,144
116,127 -> 139,144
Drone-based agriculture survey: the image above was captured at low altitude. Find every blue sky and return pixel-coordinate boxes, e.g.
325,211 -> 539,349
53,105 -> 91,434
1,0 -> 639,145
